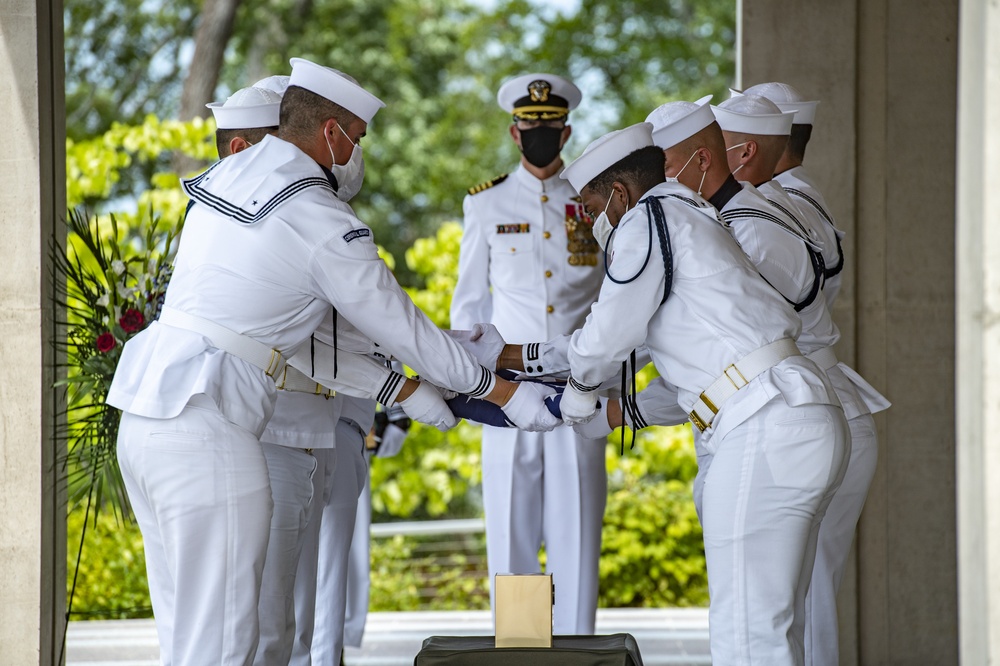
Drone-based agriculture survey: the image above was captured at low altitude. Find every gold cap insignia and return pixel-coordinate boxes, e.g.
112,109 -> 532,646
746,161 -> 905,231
528,80 -> 551,103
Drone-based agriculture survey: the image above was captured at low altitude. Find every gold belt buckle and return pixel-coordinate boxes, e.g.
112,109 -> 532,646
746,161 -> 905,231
724,363 -> 749,389
689,410 -> 709,432
265,348 -> 283,378
689,393 -> 719,433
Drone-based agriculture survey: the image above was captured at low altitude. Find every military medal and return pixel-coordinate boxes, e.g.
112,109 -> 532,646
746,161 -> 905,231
565,203 -> 599,266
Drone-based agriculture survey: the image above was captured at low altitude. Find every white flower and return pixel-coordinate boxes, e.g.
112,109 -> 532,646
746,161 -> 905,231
96,292 -> 110,308
111,259 -> 126,275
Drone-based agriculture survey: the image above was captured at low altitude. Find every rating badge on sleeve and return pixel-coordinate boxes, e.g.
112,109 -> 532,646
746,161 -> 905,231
565,201 -> 599,266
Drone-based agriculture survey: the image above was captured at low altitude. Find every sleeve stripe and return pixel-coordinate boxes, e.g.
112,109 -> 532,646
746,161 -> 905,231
569,376 -> 601,393
377,372 -> 403,406
467,366 -> 493,398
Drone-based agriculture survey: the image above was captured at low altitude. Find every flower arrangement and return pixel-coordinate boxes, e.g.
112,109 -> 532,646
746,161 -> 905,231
53,207 -> 183,520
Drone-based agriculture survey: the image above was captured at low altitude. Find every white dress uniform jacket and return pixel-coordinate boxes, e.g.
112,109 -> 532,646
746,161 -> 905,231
451,163 -> 607,634
567,180 -> 848,666
451,164 -> 604,340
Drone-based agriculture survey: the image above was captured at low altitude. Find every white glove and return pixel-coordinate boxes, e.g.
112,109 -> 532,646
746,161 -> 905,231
445,323 -> 506,370
572,399 -> 614,439
501,382 -> 561,432
398,381 -> 458,431
376,423 -> 407,458
520,335 -> 571,377
560,380 -> 599,425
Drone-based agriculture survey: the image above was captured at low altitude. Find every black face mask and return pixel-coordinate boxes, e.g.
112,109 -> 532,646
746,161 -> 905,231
519,126 -> 563,168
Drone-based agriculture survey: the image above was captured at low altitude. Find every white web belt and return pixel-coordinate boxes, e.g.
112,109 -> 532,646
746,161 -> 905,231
158,306 -> 335,397
159,305 -> 287,379
806,346 -> 838,371
689,338 -> 801,432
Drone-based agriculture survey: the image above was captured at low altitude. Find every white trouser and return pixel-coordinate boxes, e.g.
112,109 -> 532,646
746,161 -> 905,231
481,424 -> 607,634
804,413 -> 878,666
117,397 -> 272,666
344,456 -> 373,648
302,421 -> 369,665
289,447 -> 337,666
698,398 -> 848,666
254,443 -> 317,666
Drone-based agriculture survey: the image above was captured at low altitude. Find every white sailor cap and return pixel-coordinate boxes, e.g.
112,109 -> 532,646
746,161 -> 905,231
206,86 -> 282,130
252,75 -> 290,97
645,95 -> 715,150
732,82 -> 819,124
497,73 -> 582,120
712,95 -> 795,136
561,123 -> 654,193
288,57 -> 386,123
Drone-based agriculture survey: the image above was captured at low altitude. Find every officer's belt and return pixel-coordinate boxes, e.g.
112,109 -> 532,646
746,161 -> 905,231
689,338 -> 801,432
159,306 -> 287,380
806,346 -> 838,371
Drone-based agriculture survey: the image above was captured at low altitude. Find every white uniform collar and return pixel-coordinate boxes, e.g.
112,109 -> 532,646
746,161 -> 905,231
183,134 -> 337,225
513,162 -> 567,193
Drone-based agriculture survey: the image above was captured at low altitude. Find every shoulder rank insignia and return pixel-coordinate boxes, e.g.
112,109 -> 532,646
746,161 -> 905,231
468,173 -> 509,196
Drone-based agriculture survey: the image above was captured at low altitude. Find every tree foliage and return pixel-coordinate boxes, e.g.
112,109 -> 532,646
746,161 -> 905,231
65,0 -> 199,139
65,0 -> 736,282
67,114 -> 216,220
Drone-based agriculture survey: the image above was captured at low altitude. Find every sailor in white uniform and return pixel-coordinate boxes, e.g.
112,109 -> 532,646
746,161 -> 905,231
340,406 -> 409,654
108,57 -> 559,665
297,397 -> 409,665
554,124 -> 849,665
642,94 -> 848,656
451,73 -> 607,634
207,78 -> 345,666
737,81 -> 891,666
291,394 -> 374,666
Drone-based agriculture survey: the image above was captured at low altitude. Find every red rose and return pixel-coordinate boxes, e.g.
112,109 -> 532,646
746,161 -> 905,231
96,332 -> 117,353
119,308 -> 145,333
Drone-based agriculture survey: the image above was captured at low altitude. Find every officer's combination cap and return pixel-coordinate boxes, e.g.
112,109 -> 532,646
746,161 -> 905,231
497,73 -> 582,121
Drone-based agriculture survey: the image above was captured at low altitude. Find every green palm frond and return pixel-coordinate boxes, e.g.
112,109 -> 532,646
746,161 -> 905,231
52,206 -> 184,523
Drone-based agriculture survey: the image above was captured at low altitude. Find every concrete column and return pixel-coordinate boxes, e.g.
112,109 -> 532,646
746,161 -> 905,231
956,0 -> 1000,663
740,0 -> 959,663
0,0 -> 66,663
